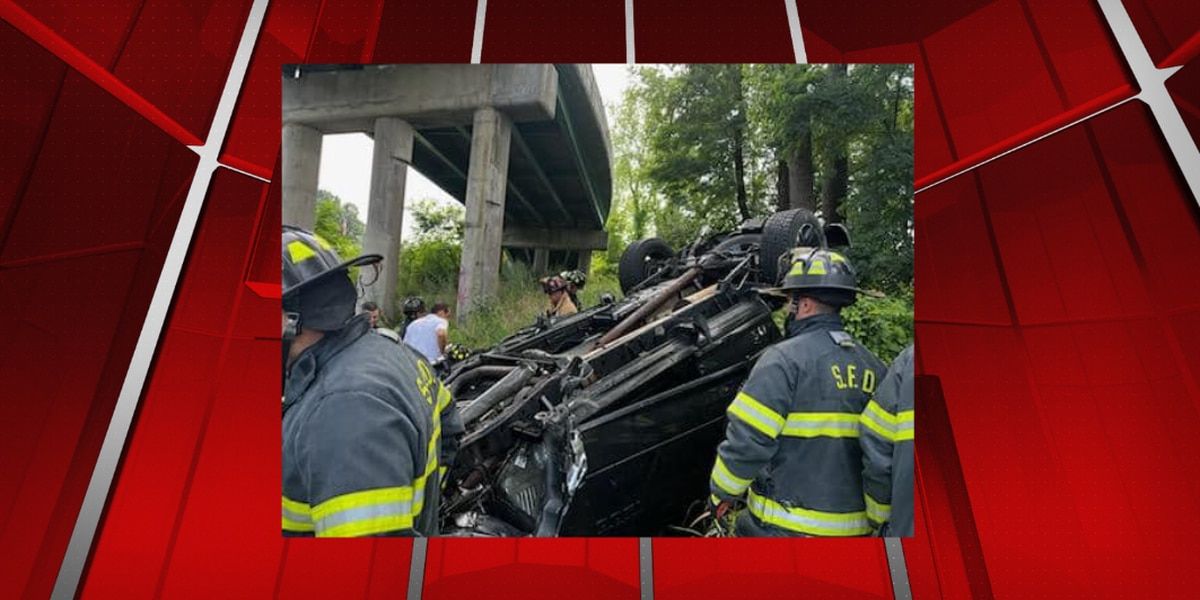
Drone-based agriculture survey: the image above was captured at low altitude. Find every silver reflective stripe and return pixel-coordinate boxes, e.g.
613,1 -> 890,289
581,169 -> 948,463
282,506 -> 312,525
865,495 -> 891,523
730,394 -> 784,435
861,407 -> 897,437
315,499 -> 413,534
783,413 -> 860,437
749,493 -> 870,535
712,465 -> 748,495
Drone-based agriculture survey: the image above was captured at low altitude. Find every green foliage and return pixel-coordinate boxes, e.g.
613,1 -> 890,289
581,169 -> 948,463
409,197 -> 464,244
844,127 -> 913,291
314,189 -> 364,260
398,239 -> 461,297
613,64 -> 914,293
840,286 -> 914,363
394,198 -> 466,312
640,65 -> 756,240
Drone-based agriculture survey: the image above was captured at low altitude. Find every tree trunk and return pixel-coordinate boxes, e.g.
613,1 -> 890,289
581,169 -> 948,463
788,128 -> 815,212
775,160 -> 790,212
820,152 -> 848,223
731,65 -> 750,221
733,127 -> 750,220
820,64 -> 848,223
629,181 -> 646,240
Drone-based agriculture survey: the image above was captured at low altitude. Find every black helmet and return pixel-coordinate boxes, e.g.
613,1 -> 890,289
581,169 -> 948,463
540,276 -> 568,294
402,296 -> 426,315
766,248 -> 864,307
282,226 -> 381,331
283,226 -> 381,298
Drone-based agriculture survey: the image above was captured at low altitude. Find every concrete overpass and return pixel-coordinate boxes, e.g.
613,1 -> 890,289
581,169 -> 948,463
281,64 -> 612,319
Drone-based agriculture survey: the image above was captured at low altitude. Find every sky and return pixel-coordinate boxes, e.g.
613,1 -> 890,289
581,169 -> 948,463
317,65 -> 633,239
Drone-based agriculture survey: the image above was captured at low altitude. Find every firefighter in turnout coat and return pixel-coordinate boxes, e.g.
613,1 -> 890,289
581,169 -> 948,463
709,248 -> 885,536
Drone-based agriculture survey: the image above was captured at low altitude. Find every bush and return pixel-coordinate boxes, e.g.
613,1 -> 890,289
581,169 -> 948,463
397,240 -> 461,304
841,286 -> 913,363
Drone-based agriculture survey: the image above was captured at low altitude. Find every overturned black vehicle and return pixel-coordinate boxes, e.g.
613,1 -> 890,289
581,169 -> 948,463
439,209 -> 849,536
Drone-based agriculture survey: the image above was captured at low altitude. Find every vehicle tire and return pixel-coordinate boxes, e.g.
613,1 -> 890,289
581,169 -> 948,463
619,238 -> 674,293
759,208 -> 825,285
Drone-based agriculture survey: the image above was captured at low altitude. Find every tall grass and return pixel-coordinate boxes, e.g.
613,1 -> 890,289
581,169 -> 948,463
397,260 -> 623,350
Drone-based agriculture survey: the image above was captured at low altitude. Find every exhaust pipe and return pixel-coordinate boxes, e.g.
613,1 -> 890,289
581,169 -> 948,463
458,363 -> 537,424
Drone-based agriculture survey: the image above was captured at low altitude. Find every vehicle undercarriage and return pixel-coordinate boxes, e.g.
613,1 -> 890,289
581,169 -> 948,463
439,209 -> 846,536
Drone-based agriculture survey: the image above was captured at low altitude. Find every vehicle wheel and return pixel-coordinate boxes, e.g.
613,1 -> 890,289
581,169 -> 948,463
759,208 -> 825,285
619,238 -> 674,293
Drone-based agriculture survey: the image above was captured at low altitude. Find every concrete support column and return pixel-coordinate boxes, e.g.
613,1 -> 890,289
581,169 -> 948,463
282,123 -> 323,229
576,251 -> 592,275
532,248 -> 549,276
362,117 -> 414,317
457,107 -> 513,319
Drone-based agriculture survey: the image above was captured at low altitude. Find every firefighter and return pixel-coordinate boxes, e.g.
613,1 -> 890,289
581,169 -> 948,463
540,275 -> 578,317
398,296 -> 426,339
708,248 -> 885,536
281,226 -> 462,537
560,269 -> 587,309
860,344 -> 915,536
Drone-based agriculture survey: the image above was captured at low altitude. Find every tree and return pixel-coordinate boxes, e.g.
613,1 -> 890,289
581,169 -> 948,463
314,189 -> 364,260
396,198 -> 466,296
841,64 -> 914,290
408,197 -> 464,244
639,65 -> 756,245
611,63 -> 913,292
604,70 -> 658,267
818,63 -> 849,223
749,64 -> 819,212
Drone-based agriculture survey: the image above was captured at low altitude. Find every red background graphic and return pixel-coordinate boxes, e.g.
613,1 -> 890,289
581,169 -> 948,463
1,0 -> 1199,598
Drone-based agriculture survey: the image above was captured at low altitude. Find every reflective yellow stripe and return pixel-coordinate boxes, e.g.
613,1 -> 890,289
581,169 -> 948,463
437,384 -> 452,412
728,392 -> 785,439
313,486 -> 416,537
788,261 -> 804,276
286,240 -> 317,263
282,496 -> 310,514
427,423 -> 441,462
282,496 -> 313,532
865,493 -> 891,525
895,409 -> 914,441
412,419 -> 441,515
313,487 -> 413,521
807,259 -> 827,275
865,399 -> 898,425
282,517 -> 314,532
319,514 -> 413,537
782,412 -> 860,438
746,490 -> 871,536
710,456 -> 752,496
860,399 -> 897,441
